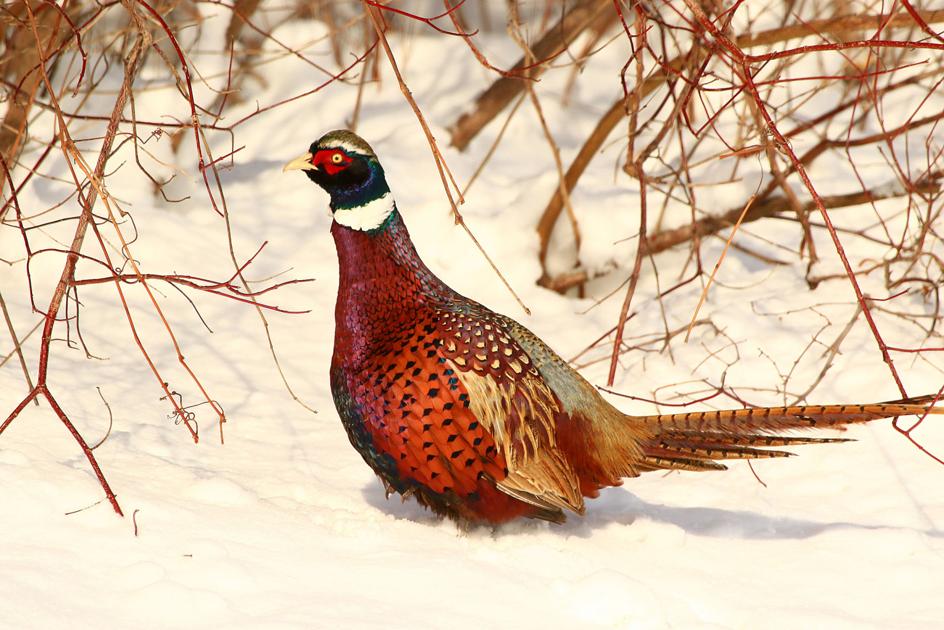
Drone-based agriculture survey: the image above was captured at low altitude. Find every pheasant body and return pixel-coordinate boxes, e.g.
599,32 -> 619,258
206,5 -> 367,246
329,213 -> 592,522
286,130 -> 941,526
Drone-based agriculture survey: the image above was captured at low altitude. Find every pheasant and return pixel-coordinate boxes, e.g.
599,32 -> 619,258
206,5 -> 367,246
284,129 -> 941,526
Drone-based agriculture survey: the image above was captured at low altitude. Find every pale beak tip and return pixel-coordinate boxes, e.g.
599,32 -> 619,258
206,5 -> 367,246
283,152 -> 316,173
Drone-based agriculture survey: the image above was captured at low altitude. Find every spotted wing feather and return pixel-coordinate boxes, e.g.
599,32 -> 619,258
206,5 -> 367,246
437,308 -> 586,514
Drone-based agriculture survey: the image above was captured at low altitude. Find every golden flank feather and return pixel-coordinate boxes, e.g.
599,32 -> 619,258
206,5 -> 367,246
453,366 -> 585,513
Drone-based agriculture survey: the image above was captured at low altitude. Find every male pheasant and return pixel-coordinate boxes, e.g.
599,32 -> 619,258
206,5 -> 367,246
284,130 -> 941,526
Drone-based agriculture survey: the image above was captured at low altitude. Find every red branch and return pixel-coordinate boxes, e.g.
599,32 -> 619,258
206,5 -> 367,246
365,0 -> 468,36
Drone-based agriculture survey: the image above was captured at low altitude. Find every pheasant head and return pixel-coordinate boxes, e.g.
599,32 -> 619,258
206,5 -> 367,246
283,129 -> 395,231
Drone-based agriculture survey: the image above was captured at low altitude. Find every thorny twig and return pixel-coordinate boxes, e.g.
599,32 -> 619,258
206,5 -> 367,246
365,2 -> 531,315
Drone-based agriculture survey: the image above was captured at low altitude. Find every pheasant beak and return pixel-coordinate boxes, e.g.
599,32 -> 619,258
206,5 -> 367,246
282,152 -> 318,173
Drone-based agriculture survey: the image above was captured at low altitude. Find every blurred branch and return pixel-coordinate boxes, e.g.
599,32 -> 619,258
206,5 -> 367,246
449,0 -> 611,150
536,7 -> 944,272
540,179 -> 942,293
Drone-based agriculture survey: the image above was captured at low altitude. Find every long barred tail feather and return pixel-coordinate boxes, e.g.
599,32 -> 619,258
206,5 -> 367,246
652,440 -> 796,461
637,454 -> 729,472
631,395 -> 941,473
636,396 -> 942,434
658,430 -> 851,448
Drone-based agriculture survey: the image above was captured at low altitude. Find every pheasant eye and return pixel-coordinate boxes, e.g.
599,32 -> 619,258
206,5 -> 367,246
331,153 -> 344,164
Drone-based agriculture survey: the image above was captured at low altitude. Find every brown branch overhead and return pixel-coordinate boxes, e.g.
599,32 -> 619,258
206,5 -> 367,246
537,98 -> 624,267
0,1 -> 81,198
536,8 -> 944,268
448,0 -> 610,151
647,183 -> 940,256
738,10 -> 944,48
539,182 -> 940,293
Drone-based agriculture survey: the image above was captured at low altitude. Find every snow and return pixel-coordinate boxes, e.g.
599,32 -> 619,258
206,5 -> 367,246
2,8 -> 944,629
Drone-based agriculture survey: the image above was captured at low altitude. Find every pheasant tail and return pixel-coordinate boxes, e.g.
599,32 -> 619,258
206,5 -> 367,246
632,395 -> 942,472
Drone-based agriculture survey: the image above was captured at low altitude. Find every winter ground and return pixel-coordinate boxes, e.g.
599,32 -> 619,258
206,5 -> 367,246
2,10 -> 944,629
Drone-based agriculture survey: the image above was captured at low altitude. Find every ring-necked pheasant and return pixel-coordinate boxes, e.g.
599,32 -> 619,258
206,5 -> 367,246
284,129 -> 941,526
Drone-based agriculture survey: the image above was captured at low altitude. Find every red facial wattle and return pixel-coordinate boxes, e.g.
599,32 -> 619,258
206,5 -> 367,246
312,149 -> 352,175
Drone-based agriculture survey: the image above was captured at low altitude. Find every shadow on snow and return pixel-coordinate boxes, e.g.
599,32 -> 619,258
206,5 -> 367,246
361,481 -> 944,540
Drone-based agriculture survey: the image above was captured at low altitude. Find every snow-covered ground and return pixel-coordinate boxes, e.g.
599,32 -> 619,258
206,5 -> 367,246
2,9 -> 943,629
